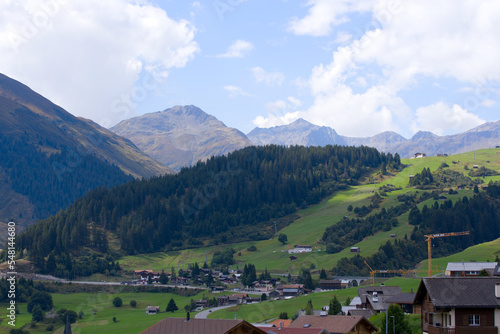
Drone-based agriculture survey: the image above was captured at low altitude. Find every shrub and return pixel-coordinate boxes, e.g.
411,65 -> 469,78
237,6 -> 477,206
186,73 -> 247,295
113,297 -> 122,307
130,300 -> 137,307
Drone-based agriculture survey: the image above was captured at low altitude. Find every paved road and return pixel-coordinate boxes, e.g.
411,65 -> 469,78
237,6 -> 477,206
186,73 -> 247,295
195,305 -> 234,319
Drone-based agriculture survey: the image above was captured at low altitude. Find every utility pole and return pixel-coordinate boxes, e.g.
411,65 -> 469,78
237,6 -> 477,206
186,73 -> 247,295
274,221 -> 277,235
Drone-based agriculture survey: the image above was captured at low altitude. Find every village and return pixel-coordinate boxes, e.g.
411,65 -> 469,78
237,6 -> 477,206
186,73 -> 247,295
134,260 -> 500,334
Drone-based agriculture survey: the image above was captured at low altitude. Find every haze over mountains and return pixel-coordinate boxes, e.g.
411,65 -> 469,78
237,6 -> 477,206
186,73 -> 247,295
247,118 -> 500,158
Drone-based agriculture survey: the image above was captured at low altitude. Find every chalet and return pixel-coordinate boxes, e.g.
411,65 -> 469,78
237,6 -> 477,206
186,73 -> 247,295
277,284 -> 305,298
269,290 -> 282,300
289,245 -> 313,254
350,247 -> 360,253
140,317 -> 268,334
217,295 -> 229,306
133,270 -> 162,282
171,276 -> 188,285
445,262 -> 498,277
414,277 -> 500,334
211,286 -> 225,293
414,153 -> 427,158
254,281 -> 274,292
145,306 -> 160,315
228,294 -> 247,305
320,279 -> 348,290
289,315 -> 378,334
357,286 -> 402,313
196,300 -> 210,309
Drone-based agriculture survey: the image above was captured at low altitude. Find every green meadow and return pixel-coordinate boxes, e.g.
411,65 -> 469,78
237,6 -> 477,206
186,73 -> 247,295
120,148 -> 500,275
0,290 -> 225,334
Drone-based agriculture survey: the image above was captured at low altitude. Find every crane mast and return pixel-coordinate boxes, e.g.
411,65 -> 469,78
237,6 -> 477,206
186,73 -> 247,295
424,231 -> 470,276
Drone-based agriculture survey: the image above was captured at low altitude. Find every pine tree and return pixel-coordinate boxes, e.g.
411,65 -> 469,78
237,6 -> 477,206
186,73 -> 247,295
328,295 -> 342,315
319,268 -> 328,279
166,298 -> 178,313
305,299 -> 314,315
381,304 -> 412,334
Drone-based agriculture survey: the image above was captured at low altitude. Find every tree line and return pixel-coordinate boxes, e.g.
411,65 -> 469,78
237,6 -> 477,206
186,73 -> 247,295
333,182 -> 500,275
17,145 -> 398,277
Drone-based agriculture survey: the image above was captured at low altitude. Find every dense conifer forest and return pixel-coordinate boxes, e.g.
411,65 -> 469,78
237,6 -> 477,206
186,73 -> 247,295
16,145 -> 397,277
332,181 -> 500,275
0,134 -> 133,220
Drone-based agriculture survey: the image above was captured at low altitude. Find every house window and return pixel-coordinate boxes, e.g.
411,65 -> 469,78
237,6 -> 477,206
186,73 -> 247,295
469,315 -> 480,326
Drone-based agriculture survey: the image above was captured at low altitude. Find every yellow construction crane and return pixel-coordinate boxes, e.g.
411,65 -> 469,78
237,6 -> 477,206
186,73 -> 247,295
364,261 -> 433,285
425,231 -> 470,277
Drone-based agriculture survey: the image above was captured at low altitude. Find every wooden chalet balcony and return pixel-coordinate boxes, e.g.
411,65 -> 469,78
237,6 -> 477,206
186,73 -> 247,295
428,325 -> 498,334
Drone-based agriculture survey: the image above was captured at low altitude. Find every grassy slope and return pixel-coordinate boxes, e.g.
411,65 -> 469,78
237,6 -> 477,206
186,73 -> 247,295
0,290 -> 226,334
208,277 -> 422,323
119,148 -> 500,276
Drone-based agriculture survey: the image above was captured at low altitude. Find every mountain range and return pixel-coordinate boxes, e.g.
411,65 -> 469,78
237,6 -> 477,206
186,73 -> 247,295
247,118 -> 500,158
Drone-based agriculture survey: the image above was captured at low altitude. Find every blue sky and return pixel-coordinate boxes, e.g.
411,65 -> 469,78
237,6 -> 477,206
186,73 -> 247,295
1,0 -> 499,138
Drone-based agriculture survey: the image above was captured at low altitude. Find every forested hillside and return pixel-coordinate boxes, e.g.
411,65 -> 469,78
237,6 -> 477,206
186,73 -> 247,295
16,145 -> 399,277
0,134 -> 133,220
332,181 -> 500,275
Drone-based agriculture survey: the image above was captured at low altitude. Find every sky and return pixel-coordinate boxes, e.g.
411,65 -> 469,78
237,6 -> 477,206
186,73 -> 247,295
0,0 -> 499,138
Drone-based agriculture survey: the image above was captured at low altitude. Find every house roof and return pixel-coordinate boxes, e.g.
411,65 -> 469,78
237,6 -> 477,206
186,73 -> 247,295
366,295 -> 388,311
446,262 -> 498,272
140,318 -> 268,334
358,286 -> 402,304
289,315 -> 377,334
385,292 -> 416,304
347,309 -> 374,318
415,277 -> 500,308
269,319 -> 293,328
263,327 -> 328,334
320,280 -> 342,284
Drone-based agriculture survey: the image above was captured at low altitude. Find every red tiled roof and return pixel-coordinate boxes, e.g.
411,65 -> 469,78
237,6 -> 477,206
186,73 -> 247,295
269,319 -> 293,328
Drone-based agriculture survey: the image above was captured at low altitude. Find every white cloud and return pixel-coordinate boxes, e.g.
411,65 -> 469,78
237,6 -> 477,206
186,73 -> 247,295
252,98 -> 301,128
288,0 -> 375,36
287,96 -> 302,108
0,0 -> 199,127
412,103 -> 485,136
289,0 -> 500,136
480,99 -> 496,107
217,39 -> 253,58
251,67 -> 285,87
224,85 -> 251,98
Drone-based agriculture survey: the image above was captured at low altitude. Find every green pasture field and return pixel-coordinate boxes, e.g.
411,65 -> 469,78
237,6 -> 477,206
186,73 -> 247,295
0,290 -> 227,334
119,148 -> 500,277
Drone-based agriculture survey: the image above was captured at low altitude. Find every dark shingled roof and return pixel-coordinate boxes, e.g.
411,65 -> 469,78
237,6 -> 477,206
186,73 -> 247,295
415,277 -> 500,308
347,309 -> 374,318
385,292 -> 416,304
357,286 -> 401,304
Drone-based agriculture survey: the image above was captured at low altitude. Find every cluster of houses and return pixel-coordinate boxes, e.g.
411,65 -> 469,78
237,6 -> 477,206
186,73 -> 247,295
130,268 -> 243,286
140,261 -> 500,334
141,314 -> 379,334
